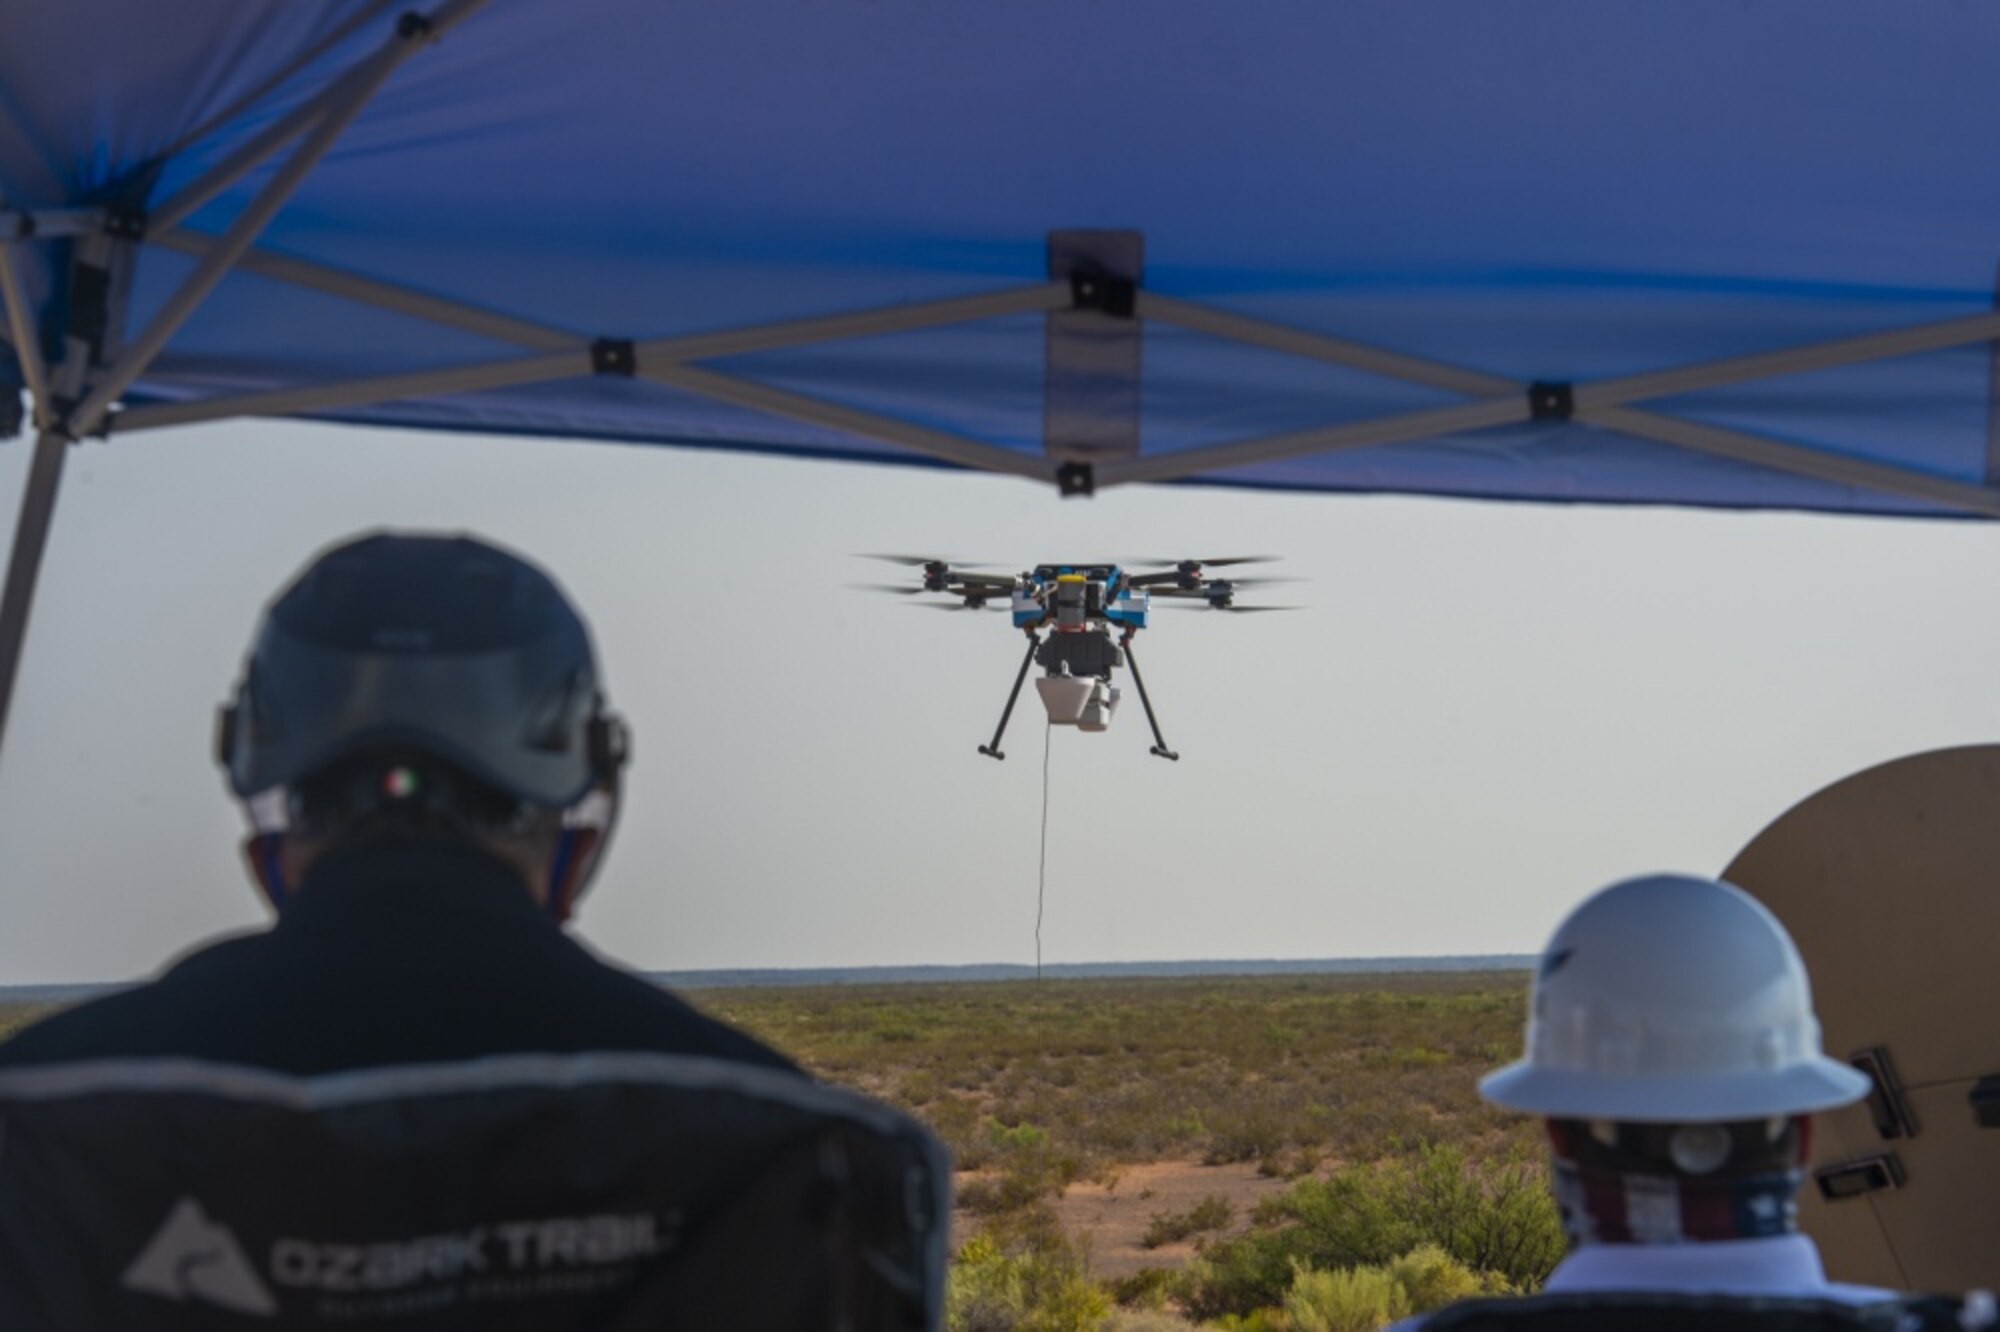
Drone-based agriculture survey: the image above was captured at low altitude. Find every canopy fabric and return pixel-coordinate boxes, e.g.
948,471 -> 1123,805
7,1 -> 2000,518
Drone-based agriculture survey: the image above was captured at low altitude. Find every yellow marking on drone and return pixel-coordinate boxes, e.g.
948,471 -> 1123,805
1056,573 -> 1087,583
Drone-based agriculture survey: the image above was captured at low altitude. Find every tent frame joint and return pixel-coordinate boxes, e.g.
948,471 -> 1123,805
1069,269 -> 1137,318
1055,461 -> 1097,497
41,399 -> 80,441
591,338 -> 637,377
1529,381 -> 1575,422
102,206 -> 147,241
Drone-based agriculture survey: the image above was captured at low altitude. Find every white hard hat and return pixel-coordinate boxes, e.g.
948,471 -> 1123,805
1480,874 -> 1870,1122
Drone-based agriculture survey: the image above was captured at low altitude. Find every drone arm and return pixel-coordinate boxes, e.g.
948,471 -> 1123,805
978,630 -> 1042,760
1119,634 -> 1180,761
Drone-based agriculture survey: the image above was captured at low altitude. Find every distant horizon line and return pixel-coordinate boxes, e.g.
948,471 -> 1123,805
0,953 -> 1535,1000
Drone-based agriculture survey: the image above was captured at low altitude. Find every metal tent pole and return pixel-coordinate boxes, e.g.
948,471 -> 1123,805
1097,396 -> 1528,486
1121,295 -> 2000,511
0,242 -> 50,426
1584,406 -> 2000,518
0,216 -> 95,756
0,430 -> 74,753
150,230 -> 584,351
642,362 -> 1052,480
0,0 -> 488,761
115,350 -> 595,432
1136,293 -> 1509,397
112,279 -> 1067,435
0,326 -> 91,757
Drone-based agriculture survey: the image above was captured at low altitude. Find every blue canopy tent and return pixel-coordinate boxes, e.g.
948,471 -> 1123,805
7,1 -> 2000,751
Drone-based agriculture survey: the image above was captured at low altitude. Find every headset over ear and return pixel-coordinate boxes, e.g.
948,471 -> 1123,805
545,715 -> 628,922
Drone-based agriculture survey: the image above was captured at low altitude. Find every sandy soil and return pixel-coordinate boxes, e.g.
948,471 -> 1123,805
955,1158 -> 1297,1282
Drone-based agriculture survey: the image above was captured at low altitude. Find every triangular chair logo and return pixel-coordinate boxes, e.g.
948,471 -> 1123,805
122,1197 -> 278,1317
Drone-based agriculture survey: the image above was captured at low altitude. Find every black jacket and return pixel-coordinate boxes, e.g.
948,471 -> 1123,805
0,839 -> 799,1076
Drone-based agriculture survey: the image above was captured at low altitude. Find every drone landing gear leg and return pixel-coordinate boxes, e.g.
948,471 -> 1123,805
1121,639 -> 1180,761
979,631 -> 1041,760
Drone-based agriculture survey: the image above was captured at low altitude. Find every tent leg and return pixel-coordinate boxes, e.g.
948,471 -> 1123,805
0,429 -> 71,757
0,242 -> 51,426
0,221 -> 135,760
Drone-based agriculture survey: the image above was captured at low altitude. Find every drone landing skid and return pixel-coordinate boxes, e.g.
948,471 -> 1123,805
1122,639 -> 1180,761
978,635 -> 1182,761
978,631 -> 1042,761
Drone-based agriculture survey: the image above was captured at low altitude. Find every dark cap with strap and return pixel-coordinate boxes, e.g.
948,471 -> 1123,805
217,532 -> 628,807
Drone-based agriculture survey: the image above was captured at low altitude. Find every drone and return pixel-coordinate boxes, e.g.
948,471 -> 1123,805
860,556 -> 1292,761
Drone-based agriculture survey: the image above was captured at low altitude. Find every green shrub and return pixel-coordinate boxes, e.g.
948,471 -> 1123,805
1106,1267 -> 1178,1309
992,1121 -> 1052,1152
1278,1245 -> 1513,1332
1101,1313 -> 1198,1332
1179,1230 -> 1296,1323
1203,1108 -> 1289,1165
1141,1194 -> 1234,1249
1260,1144 -> 1324,1180
1284,1261 -> 1412,1332
955,1117 -> 1087,1215
1180,1145 -> 1559,1319
946,1224 -> 1110,1332
1268,1144 -> 1558,1288
1385,1243 -> 1512,1309
1206,1312 -> 1289,1332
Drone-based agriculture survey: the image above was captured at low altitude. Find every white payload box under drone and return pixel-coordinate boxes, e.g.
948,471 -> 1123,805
859,557 -> 1292,760
1035,670 -> 1118,732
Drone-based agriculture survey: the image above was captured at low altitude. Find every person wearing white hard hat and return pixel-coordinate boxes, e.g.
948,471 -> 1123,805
1396,874 -> 1892,1329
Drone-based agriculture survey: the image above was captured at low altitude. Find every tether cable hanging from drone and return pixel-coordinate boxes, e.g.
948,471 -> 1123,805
1037,718 -> 1051,983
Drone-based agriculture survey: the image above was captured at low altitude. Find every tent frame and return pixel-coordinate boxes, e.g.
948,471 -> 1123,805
7,1 -> 2000,756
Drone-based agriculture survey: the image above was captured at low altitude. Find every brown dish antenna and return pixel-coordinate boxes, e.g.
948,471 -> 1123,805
1725,745 -> 2000,1294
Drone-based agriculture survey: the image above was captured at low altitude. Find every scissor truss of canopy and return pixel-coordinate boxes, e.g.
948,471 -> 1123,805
8,2 -> 2000,749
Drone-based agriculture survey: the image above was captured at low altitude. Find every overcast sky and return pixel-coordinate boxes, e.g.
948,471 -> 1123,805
0,419 -> 1992,985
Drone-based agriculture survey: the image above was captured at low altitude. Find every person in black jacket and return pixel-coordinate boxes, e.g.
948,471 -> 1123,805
0,530 -> 797,1077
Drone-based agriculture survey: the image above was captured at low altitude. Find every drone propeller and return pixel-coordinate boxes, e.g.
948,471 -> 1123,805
857,555 -> 1017,599
859,553 -> 1002,569
1145,577 -> 1297,595
855,583 -> 1011,609
1125,555 -> 1280,569
1126,560 -> 1288,590
1152,601 -> 1299,614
